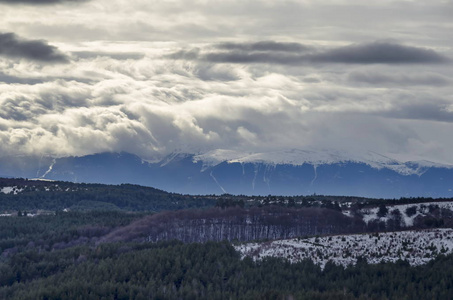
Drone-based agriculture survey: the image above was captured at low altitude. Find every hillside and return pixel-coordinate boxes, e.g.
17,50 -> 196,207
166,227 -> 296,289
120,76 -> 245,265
237,228 -> 453,269
0,178 -> 215,212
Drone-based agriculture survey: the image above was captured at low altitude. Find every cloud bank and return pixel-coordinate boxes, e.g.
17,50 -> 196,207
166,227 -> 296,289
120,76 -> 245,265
0,46 -> 452,164
312,41 -> 449,64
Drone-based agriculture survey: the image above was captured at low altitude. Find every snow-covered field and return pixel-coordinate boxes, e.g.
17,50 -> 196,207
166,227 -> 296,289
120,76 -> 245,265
236,228 -> 453,269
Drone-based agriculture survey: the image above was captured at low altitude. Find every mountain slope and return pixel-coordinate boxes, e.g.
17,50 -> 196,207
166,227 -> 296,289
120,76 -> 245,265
1,150 -> 453,198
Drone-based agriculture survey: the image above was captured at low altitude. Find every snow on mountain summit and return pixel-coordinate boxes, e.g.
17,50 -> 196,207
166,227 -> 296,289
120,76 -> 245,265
193,149 -> 453,176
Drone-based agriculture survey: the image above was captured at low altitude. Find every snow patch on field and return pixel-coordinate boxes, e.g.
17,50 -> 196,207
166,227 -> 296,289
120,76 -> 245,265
360,201 -> 453,226
1,186 -> 23,195
236,229 -> 453,269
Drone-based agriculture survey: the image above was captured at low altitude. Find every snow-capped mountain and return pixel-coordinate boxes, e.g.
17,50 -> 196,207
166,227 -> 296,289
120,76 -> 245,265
193,149 -> 440,176
1,149 -> 453,198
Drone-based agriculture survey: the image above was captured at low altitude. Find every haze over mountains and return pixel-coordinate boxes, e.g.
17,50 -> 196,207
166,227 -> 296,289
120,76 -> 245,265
1,149 -> 452,198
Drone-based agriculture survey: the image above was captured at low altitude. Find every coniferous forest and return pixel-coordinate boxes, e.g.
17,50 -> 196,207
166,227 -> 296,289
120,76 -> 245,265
2,236 -> 453,299
1,178 -> 453,299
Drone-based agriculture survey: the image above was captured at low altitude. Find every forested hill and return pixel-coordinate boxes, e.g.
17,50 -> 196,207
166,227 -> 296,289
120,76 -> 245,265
2,177 -> 453,299
2,177 -> 453,213
0,178 -> 215,212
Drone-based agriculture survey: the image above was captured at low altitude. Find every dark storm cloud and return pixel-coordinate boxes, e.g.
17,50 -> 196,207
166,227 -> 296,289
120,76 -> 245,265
205,51 -> 306,65
0,33 -> 69,63
384,102 -> 453,123
215,41 -> 312,52
0,0 -> 88,4
168,41 -> 449,66
348,70 -> 451,87
167,47 -> 307,65
312,41 -> 449,64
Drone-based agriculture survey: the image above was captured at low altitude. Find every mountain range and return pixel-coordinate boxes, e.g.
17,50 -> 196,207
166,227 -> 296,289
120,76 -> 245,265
1,149 -> 452,198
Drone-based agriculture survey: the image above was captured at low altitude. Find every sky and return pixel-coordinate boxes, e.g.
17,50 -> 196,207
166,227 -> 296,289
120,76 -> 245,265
0,0 -> 452,164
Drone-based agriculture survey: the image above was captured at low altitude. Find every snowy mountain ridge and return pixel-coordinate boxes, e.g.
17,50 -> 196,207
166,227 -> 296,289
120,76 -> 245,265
192,148 -> 452,176
2,149 -> 453,197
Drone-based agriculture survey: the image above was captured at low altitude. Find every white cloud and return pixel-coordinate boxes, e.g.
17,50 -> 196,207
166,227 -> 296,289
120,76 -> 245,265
0,0 -> 451,164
